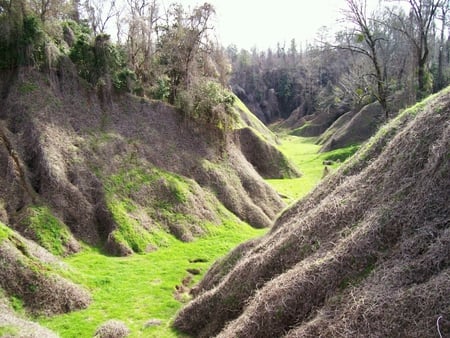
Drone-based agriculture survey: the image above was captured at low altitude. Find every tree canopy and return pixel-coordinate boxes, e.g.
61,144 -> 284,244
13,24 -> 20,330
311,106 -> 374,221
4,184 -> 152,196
1,0 -> 449,125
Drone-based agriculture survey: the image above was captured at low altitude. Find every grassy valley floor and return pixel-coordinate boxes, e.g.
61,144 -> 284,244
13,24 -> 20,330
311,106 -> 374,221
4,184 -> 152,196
266,135 -> 359,202
38,135 -> 358,338
39,221 -> 265,337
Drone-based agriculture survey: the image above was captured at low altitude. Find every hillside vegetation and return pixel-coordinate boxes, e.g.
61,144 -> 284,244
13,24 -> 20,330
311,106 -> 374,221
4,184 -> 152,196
0,64 -> 296,335
174,88 -> 450,337
1,1 -> 449,337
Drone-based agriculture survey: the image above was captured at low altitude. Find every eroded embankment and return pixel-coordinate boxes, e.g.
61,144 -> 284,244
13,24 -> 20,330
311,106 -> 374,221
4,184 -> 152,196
173,89 -> 450,337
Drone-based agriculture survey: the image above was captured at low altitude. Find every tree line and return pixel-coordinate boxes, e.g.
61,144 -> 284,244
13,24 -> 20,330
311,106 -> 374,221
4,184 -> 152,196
229,0 -> 450,122
1,0 -> 448,125
0,0 -> 234,133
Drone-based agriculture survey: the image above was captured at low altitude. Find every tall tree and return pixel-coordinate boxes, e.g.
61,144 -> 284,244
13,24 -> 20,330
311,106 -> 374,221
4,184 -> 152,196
84,0 -> 119,35
435,0 -> 449,91
338,0 -> 389,118
125,0 -> 159,81
157,3 -> 215,103
390,0 -> 443,98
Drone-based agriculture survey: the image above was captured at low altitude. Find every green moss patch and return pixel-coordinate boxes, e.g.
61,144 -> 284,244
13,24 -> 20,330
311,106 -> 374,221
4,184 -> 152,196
0,325 -> 19,337
103,166 -> 214,252
0,222 -> 12,243
26,206 -> 72,256
107,198 -> 173,253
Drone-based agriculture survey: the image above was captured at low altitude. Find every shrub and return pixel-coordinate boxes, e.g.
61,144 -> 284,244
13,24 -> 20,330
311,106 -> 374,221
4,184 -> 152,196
151,76 -> 171,100
176,80 -> 237,132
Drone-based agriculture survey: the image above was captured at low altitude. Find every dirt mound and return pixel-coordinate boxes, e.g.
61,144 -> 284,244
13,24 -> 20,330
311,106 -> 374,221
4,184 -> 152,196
0,223 -> 91,315
288,108 -> 347,137
0,291 -> 58,338
0,67 -> 285,255
319,101 -> 384,151
173,90 -> 450,337
235,127 -> 299,179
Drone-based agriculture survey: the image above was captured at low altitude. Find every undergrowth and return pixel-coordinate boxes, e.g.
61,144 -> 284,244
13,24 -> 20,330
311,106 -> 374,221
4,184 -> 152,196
39,219 -> 265,337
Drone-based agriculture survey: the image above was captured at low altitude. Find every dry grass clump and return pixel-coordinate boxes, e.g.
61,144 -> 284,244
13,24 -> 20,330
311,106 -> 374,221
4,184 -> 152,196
191,237 -> 260,296
197,150 -> 284,228
94,320 -> 130,338
0,291 -> 58,338
320,101 -> 383,151
173,90 -> 450,337
0,232 -> 91,315
235,127 -> 300,179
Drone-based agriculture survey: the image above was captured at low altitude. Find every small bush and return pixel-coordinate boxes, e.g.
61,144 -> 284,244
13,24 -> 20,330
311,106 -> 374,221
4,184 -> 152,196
176,80 -> 237,132
150,76 -> 171,100
94,320 -> 130,338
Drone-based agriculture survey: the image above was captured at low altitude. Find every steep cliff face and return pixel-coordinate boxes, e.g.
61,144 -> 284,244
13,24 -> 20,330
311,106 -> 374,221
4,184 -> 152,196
0,66 -> 292,257
174,89 -> 450,337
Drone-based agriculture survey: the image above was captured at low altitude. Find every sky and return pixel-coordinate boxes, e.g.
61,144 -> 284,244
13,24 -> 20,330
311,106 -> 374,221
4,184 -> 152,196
170,0 -> 349,50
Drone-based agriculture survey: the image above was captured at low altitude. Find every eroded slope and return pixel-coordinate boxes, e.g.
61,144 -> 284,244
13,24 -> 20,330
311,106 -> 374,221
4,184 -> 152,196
0,66 -> 291,256
174,89 -> 450,337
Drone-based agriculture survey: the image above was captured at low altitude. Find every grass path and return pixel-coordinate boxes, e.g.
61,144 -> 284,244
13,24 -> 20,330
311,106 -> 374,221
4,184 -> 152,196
266,135 -> 358,202
39,221 -> 265,337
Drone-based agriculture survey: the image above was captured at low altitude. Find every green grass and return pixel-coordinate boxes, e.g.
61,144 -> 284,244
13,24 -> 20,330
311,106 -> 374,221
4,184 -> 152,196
0,221 -> 12,243
266,135 -> 359,202
103,167 -> 198,253
39,219 -> 265,337
18,81 -> 39,94
26,206 -> 72,256
0,325 -> 19,336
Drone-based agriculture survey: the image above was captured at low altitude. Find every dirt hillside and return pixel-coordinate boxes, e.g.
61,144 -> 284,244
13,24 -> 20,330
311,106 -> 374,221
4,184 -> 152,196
319,101 -> 384,151
0,65 -> 292,257
173,89 -> 450,337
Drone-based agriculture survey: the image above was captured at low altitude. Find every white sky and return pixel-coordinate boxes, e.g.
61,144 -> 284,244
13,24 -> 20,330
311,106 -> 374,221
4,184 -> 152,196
171,0 -> 354,50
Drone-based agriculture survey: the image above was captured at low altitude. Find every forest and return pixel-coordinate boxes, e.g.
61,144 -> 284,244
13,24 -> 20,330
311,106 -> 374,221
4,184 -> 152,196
1,0 -> 450,125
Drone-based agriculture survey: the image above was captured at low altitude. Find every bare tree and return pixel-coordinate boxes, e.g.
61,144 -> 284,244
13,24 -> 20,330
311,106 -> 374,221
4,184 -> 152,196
157,3 -> 216,102
338,0 -> 389,118
435,0 -> 449,90
84,0 -> 119,35
125,0 -> 159,81
390,0 -> 443,98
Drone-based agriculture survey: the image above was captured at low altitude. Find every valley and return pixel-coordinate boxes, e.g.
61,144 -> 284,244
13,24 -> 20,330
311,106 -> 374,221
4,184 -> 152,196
37,133 -> 349,338
0,0 -> 448,337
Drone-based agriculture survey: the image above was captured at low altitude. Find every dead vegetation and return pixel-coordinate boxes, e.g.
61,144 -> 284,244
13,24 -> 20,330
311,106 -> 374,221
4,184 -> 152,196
319,101 -> 384,151
94,320 -> 130,338
0,67 -> 287,256
0,290 -> 58,338
173,89 -> 450,337
0,228 -> 91,316
235,127 -> 300,179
